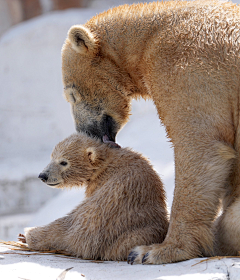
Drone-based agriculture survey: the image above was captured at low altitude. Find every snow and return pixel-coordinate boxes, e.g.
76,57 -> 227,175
0,245 -> 240,280
1,1 -> 240,279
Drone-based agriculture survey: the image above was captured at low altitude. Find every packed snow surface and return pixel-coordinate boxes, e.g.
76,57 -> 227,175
1,244 -> 240,280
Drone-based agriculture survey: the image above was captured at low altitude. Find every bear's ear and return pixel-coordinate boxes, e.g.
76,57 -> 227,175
86,147 -> 97,165
68,25 -> 98,55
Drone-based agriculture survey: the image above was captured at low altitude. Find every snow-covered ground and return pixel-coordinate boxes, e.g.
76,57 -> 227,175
1,1 -> 240,279
1,244 -> 240,280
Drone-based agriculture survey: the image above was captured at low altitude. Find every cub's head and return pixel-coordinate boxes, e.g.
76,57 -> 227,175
38,133 -> 109,188
61,24 -> 136,145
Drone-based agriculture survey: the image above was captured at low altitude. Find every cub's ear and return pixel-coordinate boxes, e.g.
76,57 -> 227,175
86,147 -> 97,165
68,25 -> 98,55
86,147 -> 106,166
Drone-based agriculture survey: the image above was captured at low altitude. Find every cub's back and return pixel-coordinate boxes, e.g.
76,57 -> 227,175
106,146 -> 167,207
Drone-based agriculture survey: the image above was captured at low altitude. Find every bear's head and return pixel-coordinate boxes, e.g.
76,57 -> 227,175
61,25 -> 136,145
38,133 -> 109,188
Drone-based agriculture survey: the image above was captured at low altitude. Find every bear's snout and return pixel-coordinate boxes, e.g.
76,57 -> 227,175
38,173 -> 48,183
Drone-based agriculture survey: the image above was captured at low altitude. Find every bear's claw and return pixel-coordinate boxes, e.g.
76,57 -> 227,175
127,251 -> 139,265
18,233 -> 26,243
142,252 -> 149,264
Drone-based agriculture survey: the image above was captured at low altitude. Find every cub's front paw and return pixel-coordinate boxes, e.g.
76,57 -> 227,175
23,227 -> 42,250
128,243 -> 195,265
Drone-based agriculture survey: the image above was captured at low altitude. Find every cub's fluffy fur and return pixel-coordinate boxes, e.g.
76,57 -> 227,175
22,133 -> 168,260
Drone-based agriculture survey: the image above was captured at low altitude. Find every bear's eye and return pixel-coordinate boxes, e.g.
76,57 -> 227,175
60,161 -> 68,166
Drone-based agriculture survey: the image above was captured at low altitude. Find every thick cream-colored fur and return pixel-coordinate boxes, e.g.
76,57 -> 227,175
23,133 -> 168,261
61,1 -> 240,263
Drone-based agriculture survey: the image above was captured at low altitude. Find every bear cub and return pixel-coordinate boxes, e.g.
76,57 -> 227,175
19,132 -> 168,261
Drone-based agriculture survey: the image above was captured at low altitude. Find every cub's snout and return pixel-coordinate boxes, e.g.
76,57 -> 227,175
38,173 -> 48,182
38,161 -> 64,188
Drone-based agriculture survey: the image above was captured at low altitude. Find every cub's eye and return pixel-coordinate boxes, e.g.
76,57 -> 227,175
60,161 -> 68,166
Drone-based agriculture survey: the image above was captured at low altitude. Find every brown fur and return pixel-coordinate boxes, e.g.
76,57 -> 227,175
61,0 -> 240,263
23,133 -> 168,261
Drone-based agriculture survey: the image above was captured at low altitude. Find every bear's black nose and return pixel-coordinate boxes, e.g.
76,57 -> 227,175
38,173 -> 48,182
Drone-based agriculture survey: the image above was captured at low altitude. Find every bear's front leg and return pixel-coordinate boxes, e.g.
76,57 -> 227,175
128,140 -> 236,264
20,217 -> 70,252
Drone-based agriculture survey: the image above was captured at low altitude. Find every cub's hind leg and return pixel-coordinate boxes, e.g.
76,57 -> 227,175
103,225 -> 168,261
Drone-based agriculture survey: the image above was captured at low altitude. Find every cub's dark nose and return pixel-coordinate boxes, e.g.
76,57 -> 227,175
38,173 -> 48,182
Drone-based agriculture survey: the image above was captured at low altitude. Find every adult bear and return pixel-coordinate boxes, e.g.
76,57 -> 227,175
61,0 -> 240,264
